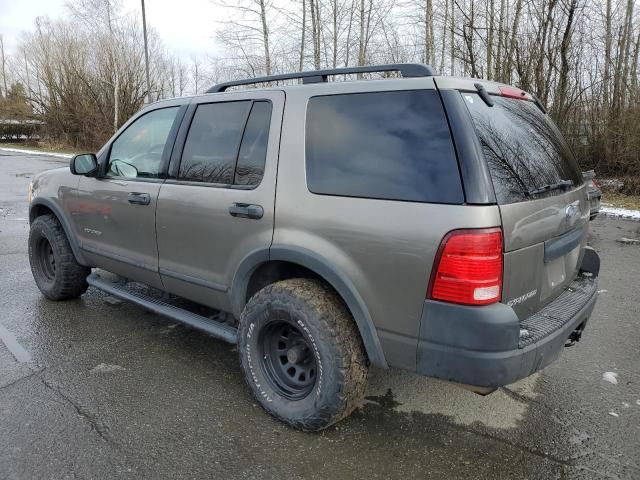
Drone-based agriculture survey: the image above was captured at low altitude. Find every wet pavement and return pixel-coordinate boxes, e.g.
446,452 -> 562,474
1,149 -> 639,479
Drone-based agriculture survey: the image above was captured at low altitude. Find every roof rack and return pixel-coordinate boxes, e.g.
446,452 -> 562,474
206,63 -> 436,93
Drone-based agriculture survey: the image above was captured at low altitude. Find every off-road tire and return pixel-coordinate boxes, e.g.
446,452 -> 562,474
238,278 -> 369,431
28,214 -> 90,300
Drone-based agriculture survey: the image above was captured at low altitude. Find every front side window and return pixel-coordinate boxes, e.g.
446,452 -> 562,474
179,101 -> 252,184
305,90 -> 463,203
107,107 -> 179,179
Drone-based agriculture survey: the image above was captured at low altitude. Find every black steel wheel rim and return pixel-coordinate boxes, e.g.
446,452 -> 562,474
259,320 -> 317,400
37,237 -> 56,281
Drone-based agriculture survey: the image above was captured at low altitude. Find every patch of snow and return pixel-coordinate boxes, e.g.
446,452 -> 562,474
103,296 -> 122,306
90,363 -> 125,373
616,237 -> 640,245
601,205 -> 640,221
0,146 -> 73,159
602,371 -> 619,384
608,411 -> 619,417
599,179 -> 624,190
597,289 -> 608,294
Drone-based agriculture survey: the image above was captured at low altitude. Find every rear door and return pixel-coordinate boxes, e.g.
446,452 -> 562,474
155,90 -> 284,311
461,90 -> 588,319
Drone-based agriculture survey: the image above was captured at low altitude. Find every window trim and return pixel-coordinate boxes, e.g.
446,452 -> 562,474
102,104 -> 186,182
172,98 -> 273,189
303,89 -> 464,205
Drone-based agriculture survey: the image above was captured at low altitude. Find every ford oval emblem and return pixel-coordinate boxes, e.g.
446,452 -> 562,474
565,204 -> 579,225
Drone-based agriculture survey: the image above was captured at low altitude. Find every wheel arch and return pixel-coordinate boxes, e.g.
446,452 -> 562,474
29,198 -> 89,266
232,246 -> 388,368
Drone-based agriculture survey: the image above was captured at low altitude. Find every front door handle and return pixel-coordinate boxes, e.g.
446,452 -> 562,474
228,203 -> 263,219
128,192 -> 151,205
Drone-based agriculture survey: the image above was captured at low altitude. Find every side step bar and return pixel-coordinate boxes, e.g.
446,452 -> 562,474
87,273 -> 238,344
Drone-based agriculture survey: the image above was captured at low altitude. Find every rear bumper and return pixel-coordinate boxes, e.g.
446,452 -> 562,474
416,276 -> 598,388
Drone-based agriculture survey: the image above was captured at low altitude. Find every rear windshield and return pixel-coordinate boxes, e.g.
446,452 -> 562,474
462,92 -> 583,204
306,90 -> 463,204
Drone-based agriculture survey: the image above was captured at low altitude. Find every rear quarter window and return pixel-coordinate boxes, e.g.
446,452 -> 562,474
305,90 -> 463,204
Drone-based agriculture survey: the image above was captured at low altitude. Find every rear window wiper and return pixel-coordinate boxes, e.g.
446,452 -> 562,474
526,179 -> 574,197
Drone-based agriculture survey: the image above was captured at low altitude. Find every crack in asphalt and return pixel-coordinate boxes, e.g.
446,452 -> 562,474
39,376 -> 114,445
0,366 -> 41,390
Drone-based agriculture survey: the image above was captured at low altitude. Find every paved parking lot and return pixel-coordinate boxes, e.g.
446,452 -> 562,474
1,149 -> 639,479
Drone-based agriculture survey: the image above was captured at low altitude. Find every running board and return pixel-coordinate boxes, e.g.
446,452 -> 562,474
87,273 -> 238,344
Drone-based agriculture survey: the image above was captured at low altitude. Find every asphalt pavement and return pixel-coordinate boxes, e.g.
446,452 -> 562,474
0,149 -> 639,479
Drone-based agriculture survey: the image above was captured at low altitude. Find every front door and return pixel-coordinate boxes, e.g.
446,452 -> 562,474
73,105 -> 182,288
156,91 -> 284,312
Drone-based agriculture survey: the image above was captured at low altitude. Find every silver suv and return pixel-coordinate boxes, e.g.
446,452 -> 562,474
27,64 -> 600,431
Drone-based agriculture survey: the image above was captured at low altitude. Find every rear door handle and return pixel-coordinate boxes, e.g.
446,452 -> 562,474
128,192 -> 151,205
228,203 -> 263,219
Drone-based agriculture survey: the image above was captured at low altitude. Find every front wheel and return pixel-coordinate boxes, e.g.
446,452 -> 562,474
238,278 -> 369,431
28,214 -> 90,300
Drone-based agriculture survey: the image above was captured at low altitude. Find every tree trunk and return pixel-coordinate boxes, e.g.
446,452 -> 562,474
358,0 -> 366,67
0,36 -> 7,98
496,0 -> 505,79
440,0 -> 448,73
449,0 -> 454,75
504,0 -> 523,84
299,0 -> 306,71
424,0 -> 434,65
487,0 -> 495,78
603,0 -> 612,107
332,0 -> 338,68
259,0 -> 272,75
619,0 -> 635,105
554,0 -> 578,125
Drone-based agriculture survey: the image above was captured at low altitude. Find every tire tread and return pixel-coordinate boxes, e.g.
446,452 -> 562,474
29,214 -> 90,300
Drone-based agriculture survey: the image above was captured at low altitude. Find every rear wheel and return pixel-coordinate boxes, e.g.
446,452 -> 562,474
29,214 -> 90,300
238,278 -> 369,431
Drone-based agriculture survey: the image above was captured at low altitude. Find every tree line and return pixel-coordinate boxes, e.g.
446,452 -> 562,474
1,0 -> 639,179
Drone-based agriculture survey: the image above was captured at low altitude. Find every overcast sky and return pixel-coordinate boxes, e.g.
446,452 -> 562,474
0,0 -> 225,58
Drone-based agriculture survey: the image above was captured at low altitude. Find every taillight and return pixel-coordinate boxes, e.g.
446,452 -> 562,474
499,86 -> 528,100
428,228 -> 503,306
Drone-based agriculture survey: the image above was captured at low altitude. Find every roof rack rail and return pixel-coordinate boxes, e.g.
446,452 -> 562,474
206,63 -> 436,93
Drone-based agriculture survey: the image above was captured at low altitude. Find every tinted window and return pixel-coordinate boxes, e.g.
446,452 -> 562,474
462,93 -> 583,204
235,101 -> 272,186
180,101 -> 251,184
306,90 -> 462,203
107,107 -> 178,179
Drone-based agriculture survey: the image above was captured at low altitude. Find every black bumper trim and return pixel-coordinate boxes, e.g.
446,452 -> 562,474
417,281 -> 598,388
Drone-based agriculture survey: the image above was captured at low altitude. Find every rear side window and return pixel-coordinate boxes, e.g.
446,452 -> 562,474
462,93 -> 583,204
235,101 -> 272,186
305,90 -> 463,204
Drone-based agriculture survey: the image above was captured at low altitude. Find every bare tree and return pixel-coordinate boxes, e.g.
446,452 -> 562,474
0,35 -> 7,97
215,0 -> 274,76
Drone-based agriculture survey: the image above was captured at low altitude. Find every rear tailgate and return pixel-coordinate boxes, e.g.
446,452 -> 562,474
460,87 -> 589,320
500,189 -> 589,319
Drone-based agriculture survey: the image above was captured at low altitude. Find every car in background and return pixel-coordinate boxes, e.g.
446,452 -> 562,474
583,170 -> 601,220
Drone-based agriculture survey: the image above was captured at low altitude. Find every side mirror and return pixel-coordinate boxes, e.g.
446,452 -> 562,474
70,153 -> 98,176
